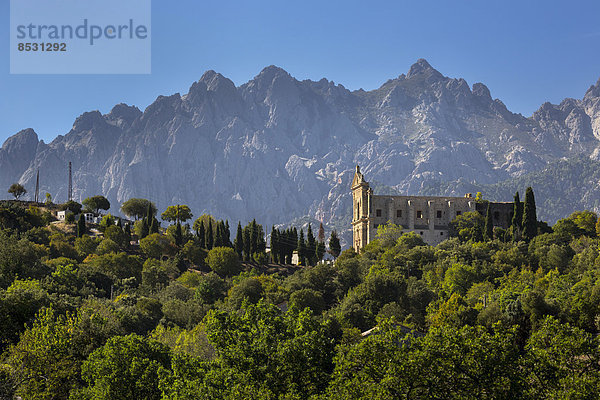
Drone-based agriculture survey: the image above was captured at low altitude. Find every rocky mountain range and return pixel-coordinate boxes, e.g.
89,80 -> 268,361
2,59 -> 600,240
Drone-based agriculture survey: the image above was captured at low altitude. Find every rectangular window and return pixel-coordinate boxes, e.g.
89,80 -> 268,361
376,209 -> 382,217
436,210 -> 442,218
440,232 -> 444,235
396,209 -> 402,218
456,211 -> 462,216
416,210 -> 423,218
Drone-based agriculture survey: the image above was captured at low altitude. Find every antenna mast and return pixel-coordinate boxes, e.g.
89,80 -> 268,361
68,162 -> 73,201
34,169 -> 40,203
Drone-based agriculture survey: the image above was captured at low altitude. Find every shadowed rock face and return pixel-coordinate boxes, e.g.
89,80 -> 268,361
1,60 -> 599,235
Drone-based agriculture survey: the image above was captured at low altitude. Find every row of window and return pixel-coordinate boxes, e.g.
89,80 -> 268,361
375,209 -> 461,218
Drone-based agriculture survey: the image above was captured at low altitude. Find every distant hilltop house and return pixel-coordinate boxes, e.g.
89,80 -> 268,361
351,166 -> 513,250
56,210 -> 100,224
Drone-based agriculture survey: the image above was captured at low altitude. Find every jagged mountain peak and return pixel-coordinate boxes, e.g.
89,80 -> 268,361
472,82 -> 492,100
585,77 -> 600,99
406,58 -> 443,79
1,128 -> 38,150
72,110 -> 105,131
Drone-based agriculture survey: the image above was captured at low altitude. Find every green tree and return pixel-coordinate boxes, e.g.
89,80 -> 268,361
77,212 -> 86,237
234,222 -> 243,259
140,233 -> 177,259
522,187 -> 537,241
45,192 -> 52,205
329,230 -> 341,258
96,238 -> 120,255
196,220 -> 206,248
161,205 -> 193,224
60,200 -> 82,215
77,334 -> 171,400
174,222 -> 183,246
297,229 -> 307,266
206,246 -> 241,277
149,217 -> 159,234
307,224 -> 317,266
82,195 -> 111,214
8,183 -> 26,200
98,214 -> 115,232
120,198 -> 157,220
449,211 -> 485,242
201,302 -> 334,399
6,308 -> 79,400
484,203 -> 493,241
104,225 -> 125,247
206,221 -> 214,250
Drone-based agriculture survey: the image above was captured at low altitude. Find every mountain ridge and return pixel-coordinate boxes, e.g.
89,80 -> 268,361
2,60 -> 599,238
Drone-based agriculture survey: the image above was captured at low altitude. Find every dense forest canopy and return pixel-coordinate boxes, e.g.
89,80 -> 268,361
1,195 -> 600,399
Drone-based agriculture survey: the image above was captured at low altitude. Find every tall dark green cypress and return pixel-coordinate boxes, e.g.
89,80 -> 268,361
224,220 -> 231,247
306,224 -> 316,266
250,219 -> 258,256
243,225 -> 251,261
522,187 -> 537,241
270,226 -> 278,263
150,217 -> 159,234
206,220 -> 214,250
197,221 -> 206,248
329,230 -> 341,258
116,218 -> 122,228
140,217 -> 149,239
512,191 -> 523,241
77,213 -> 86,237
124,223 -> 132,247
234,222 -> 243,258
174,221 -> 183,246
297,229 -> 306,266
484,203 -> 493,241
214,222 -> 223,248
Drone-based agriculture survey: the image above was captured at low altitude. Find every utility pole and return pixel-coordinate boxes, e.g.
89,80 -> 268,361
34,169 -> 39,203
68,161 -> 73,201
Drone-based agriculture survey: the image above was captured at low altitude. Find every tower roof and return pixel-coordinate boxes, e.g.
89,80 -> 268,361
351,165 -> 368,189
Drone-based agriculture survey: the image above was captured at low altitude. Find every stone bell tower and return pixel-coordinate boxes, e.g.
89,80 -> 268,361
351,165 -> 372,252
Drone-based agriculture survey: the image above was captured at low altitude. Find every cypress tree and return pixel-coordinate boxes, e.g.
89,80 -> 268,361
243,225 -> 251,261
315,241 -> 325,263
512,191 -> 523,241
140,217 -> 149,239
197,221 -> 206,248
329,230 -> 341,258
116,218 -> 122,228
214,222 -> 223,248
77,213 -> 86,238
484,203 -> 493,241
318,222 -> 325,243
124,223 -> 132,247
150,217 -> 159,234
522,187 -> 537,241
297,229 -> 306,266
271,226 -> 279,263
174,221 -> 183,246
306,224 -> 316,266
206,220 -> 214,250
224,220 -> 231,247
234,222 -> 243,258
145,203 -> 153,221
250,219 -> 258,256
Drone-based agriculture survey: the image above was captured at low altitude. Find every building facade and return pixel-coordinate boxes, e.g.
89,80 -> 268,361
351,166 -> 513,250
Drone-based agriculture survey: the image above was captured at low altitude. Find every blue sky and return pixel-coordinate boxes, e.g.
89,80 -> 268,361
1,0 -> 600,144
